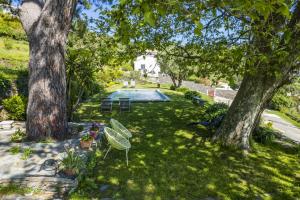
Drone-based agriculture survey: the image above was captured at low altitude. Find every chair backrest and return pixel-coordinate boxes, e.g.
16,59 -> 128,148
119,98 -> 130,110
130,80 -> 135,87
104,127 -> 131,150
110,118 -> 132,138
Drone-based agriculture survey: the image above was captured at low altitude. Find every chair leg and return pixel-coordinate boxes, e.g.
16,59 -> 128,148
104,146 -> 111,159
126,148 -> 129,166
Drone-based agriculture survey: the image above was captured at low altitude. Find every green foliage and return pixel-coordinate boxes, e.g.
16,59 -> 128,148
3,39 -> 13,49
0,72 -> 11,100
2,95 -> 27,120
0,13 -> 26,40
21,147 -> 32,160
81,134 -> 93,141
77,125 -> 84,132
10,128 -> 26,143
201,103 -> 229,123
60,148 -> 84,174
0,184 -> 36,196
9,146 -> 20,154
270,92 -> 296,111
184,90 -> 199,99
253,126 -> 276,145
169,85 -> 176,90
175,87 -> 189,93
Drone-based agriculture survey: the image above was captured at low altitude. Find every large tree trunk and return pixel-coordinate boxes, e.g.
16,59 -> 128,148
20,0 -> 77,140
214,72 -> 282,150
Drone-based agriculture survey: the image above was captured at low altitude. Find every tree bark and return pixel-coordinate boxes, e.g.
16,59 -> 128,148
213,72 -> 282,150
19,0 -> 77,140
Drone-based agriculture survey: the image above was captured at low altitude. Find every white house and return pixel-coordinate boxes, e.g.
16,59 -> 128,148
133,51 -> 160,77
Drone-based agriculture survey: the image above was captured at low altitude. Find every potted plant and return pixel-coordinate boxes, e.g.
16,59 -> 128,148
60,148 -> 83,177
89,122 -> 100,139
80,134 -> 93,149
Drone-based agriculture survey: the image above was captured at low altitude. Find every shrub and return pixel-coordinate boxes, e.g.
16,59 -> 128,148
170,85 -> 176,90
0,73 -> 11,100
2,95 -> 27,120
176,87 -> 189,93
10,128 -> 26,142
201,103 -> 229,123
270,93 -> 296,110
253,126 -> 276,144
184,90 -> 199,99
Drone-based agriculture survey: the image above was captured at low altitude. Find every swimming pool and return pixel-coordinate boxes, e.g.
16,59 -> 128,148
108,89 -> 170,102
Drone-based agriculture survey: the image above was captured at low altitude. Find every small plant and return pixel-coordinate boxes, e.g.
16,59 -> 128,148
10,128 -> 26,143
253,126 -> 276,144
81,134 -> 93,142
80,134 -> 94,149
21,147 -> 32,160
9,146 -> 20,154
3,95 -> 27,120
60,148 -> 84,176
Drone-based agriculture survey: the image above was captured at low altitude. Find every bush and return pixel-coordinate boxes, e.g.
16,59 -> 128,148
184,90 -> 199,99
201,103 -> 229,123
270,93 -> 296,111
2,95 -> 27,120
0,73 -> 11,100
170,85 -> 176,90
253,126 -> 276,144
176,87 -> 189,93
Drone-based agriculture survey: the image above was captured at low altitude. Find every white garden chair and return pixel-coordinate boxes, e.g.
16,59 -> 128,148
110,118 -> 132,139
130,79 -> 136,88
104,127 -> 131,166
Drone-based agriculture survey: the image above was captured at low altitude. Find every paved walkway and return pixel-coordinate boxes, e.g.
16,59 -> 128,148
0,121 -> 94,199
263,112 -> 300,143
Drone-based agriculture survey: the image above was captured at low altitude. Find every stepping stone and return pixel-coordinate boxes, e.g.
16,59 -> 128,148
0,120 -> 14,129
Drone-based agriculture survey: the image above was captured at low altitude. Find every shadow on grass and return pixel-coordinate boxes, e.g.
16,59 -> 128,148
71,89 -> 300,200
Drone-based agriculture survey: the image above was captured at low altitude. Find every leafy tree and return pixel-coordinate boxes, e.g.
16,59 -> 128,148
0,0 -> 80,140
96,0 -> 300,150
157,47 -> 192,88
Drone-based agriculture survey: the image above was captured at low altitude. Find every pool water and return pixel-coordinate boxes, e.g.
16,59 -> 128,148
108,89 -> 170,102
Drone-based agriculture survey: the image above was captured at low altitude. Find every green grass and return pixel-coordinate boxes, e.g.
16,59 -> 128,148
70,84 -> 300,200
0,184 -> 38,197
0,37 -> 29,67
267,110 -> 300,129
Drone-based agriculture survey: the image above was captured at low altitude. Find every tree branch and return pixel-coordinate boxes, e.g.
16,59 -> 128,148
19,0 -> 44,35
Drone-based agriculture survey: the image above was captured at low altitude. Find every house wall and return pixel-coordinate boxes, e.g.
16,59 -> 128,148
134,53 -> 160,77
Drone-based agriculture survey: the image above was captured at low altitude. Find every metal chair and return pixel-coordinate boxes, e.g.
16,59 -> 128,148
110,118 -> 132,139
100,98 -> 113,112
119,98 -> 131,112
104,127 -> 131,166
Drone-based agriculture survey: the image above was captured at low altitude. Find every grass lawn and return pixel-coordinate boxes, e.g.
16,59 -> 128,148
0,37 -> 29,67
70,83 -> 300,200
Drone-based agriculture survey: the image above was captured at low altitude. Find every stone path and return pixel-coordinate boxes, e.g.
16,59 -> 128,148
0,121 -> 94,199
